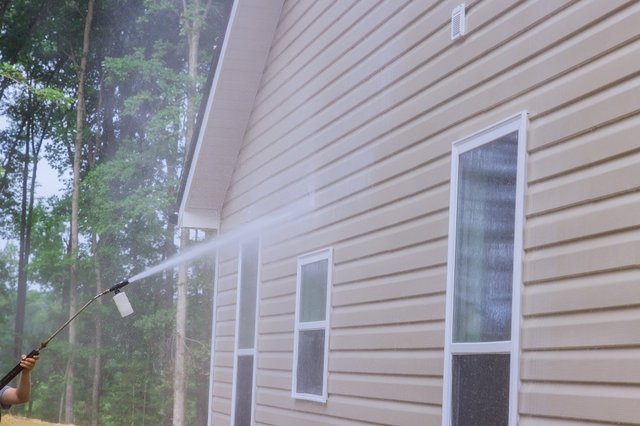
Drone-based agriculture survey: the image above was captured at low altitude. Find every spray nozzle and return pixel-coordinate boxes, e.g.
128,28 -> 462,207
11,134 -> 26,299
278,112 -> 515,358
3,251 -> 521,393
108,279 -> 130,294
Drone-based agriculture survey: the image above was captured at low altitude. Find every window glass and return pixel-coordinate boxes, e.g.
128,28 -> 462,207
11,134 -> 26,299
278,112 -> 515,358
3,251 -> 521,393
452,354 -> 510,426
299,259 -> 328,323
295,329 -> 325,395
453,133 -> 518,343
238,240 -> 259,349
233,355 -> 254,426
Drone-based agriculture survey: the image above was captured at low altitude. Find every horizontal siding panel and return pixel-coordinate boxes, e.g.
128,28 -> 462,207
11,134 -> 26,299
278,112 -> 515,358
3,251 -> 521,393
256,389 -> 440,425
521,348 -> 640,384
335,240 -> 447,284
257,352 -> 291,372
261,182 -> 450,267
229,0 -> 636,223
335,212 -> 448,264
241,0 -> 515,169
331,322 -> 443,351
329,373 -> 440,405
215,352 -> 233,369
211,393 -> 231,417
333,268 -> 446,307
254,0 -> 392,117
256,369 -> 291,391
215,289 -> 236,308
210,413 -> 230,425
332,295 -> 444,329
213,336 -> 234,353
239,0 -> 630,192
526,190 -> 640,249
522,307 -> 640,350
520,382 -> 640,424
216,305 -> 235,322
227,146 -> 449,245
259,260 -> 296,291
255,404 -> 378,426
530,72 -> 640,154
216,274 -> 237,293
259,294 -> 294,318
212,366 -> 232,384
256,1 -> 371,106
259,278 -> 295,300
529,111 -> 640,183
518,417 -> 621,426
258,334 -> 292,352
268,0 -> 314,51
259,314 -> 294,335
524,230 -> 640,283
528,136 -> 640,216
241,0 -> 447,176
523,269 -> 640,316
330,349 -> 442,377
216,321 -> 235,338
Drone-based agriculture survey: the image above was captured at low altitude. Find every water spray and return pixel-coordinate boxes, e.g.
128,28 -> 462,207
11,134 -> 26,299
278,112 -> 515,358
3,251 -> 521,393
0,279 -> 132,389
0,195 -> 315,389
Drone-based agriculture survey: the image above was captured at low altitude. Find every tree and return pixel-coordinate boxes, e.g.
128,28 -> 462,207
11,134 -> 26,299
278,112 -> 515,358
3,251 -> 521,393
65,0 -> 94,422
0,0 -> 229,423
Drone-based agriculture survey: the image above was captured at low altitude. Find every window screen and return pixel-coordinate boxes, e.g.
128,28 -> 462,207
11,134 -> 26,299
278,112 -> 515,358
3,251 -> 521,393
293,249 -> 332,402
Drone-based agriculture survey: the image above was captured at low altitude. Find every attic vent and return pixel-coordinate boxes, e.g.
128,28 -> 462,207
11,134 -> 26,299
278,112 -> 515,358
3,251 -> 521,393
451,4 -> 466,40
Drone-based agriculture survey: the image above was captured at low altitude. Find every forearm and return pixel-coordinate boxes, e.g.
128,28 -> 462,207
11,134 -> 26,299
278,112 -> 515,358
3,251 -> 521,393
14,370 -> 31,403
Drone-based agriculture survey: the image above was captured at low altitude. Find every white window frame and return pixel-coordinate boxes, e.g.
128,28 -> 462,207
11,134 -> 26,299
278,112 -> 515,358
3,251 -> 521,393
231,238 -> 261,426
442,112 -> 527,426
292,248 -> 333,403
206,249 -> 219,426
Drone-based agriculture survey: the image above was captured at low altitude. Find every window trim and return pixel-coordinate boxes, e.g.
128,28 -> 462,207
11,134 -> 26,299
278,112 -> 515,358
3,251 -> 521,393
230,239 -> 261,425
292,248 -> 333,403
442,112 -> 527,426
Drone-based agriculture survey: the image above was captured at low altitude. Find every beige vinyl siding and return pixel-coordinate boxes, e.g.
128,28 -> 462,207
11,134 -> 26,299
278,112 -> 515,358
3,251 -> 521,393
210,249 -> 239,424
207,0 -> 640,424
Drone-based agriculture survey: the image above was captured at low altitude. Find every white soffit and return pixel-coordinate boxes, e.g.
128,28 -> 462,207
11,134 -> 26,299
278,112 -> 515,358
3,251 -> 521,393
179,0 -> 284,229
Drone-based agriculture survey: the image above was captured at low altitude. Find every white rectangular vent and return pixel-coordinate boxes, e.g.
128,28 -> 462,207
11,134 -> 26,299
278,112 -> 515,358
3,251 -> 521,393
451,4 -> 466,40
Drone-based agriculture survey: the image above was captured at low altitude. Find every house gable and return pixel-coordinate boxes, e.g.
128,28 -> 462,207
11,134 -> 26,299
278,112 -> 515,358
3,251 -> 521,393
178,0 -> 284,230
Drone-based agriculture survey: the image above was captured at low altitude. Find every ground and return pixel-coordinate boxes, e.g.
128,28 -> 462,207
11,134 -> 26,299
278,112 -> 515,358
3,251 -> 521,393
1,415 -> 68,425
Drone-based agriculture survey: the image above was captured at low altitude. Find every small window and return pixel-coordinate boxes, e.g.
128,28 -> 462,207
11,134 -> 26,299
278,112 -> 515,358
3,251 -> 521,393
292,248 -> 332,402
231,239 -> 260,426
442,113 -> 527,426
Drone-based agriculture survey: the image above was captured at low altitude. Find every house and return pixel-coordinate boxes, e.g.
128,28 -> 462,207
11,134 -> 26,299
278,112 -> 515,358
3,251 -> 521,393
177,0 -> 640,424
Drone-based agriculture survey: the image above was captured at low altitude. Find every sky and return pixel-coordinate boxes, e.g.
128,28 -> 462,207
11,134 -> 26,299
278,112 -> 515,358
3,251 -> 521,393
36,155 -> 64,199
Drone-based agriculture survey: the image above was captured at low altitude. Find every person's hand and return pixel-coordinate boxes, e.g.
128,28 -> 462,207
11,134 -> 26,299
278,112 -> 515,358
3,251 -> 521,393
19,354 -> 39,371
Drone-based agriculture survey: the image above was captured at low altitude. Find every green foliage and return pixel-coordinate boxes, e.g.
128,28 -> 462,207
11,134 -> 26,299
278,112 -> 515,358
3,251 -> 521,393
0,0 -> 230,423
0,62 -> 72,107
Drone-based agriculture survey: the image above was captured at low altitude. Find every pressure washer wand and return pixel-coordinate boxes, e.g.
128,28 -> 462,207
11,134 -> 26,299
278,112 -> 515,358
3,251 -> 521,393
0,279 -> 130,389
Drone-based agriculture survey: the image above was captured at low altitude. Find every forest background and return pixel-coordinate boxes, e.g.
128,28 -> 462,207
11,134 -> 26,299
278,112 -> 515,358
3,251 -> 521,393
0,0 -> 231,424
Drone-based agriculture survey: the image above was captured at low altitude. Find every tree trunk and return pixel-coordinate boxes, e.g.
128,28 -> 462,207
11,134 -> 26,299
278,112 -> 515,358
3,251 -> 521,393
14,111 -> 31,361
173,228 -> 189,426
90,233 -> 103,426
66,0 -> 94,422
172,1 -> 212,424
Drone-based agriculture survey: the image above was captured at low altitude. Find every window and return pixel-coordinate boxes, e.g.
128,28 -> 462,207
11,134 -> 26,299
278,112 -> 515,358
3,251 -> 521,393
292,248 -> 333,402
442,113 -> 527,426
231,239 -> 260,426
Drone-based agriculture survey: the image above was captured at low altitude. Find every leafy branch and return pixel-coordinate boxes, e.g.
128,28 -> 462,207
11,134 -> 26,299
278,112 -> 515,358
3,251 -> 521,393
0,62 -> 73,107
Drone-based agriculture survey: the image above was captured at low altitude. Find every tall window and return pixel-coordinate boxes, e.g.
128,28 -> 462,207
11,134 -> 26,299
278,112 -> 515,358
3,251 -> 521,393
442,113 -> 527,426
232,239 -> 260,426
292,248 -> 333,402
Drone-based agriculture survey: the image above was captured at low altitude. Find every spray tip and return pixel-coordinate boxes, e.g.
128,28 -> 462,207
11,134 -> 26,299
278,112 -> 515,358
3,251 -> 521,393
113,291 -> 134,318
108,279 -> 130,294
